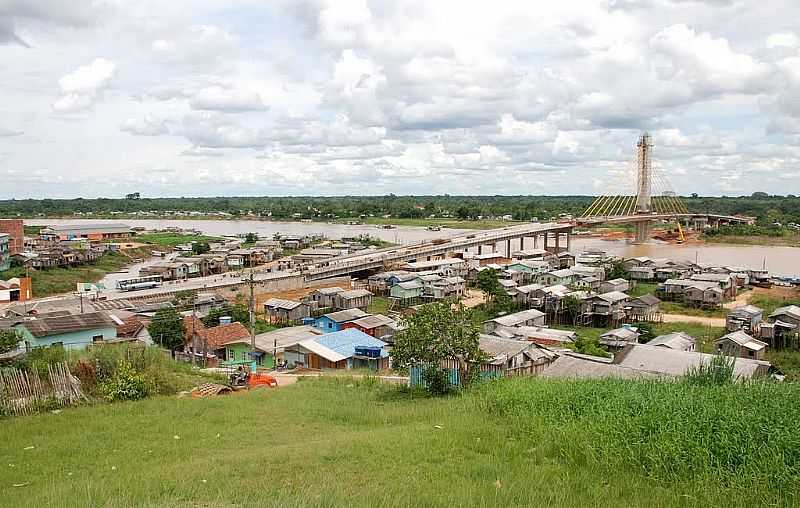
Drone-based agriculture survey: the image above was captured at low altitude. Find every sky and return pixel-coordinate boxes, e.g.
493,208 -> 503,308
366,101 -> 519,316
0,0 -> 799,199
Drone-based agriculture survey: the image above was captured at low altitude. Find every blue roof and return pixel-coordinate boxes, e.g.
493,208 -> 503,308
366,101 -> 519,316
311,328 -> 389,359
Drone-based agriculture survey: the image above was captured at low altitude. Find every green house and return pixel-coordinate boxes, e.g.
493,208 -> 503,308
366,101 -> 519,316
16,312 -> 117,350
222,341 -> 274,368
390,281 -> 424,299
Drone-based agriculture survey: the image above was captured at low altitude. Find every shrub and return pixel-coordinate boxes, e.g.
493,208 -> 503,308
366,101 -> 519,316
100,361 -> 151,402
685,352 -> 735,386
422,365 -> 454,396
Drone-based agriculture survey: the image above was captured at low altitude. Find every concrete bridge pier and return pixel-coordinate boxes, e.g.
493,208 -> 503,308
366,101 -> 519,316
633,220 -> 651,244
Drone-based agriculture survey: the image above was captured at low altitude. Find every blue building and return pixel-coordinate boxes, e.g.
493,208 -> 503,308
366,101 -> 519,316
314,308 -> 369,333
15,312 -> 118,350
283,328 -> 389,370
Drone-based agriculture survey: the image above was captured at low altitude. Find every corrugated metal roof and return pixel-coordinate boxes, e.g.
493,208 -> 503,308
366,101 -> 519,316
489,309 -> 545,327
21,311 -> 115,337
323,308 -> 369,323
304,328 -> 388,361
351,314 -> 395,329
264,298 -> 305,310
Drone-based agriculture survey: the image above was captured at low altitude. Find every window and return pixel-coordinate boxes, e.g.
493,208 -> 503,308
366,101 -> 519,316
328,322 -> 333,329
92,335 -> 104,343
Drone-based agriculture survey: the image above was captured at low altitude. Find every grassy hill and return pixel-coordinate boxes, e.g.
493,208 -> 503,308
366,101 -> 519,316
1,376 -> 797,507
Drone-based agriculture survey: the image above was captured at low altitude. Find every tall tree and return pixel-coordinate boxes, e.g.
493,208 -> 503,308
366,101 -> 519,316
0,330 -> 20,355
148,308 -> 185,350
391,302 -> 486,394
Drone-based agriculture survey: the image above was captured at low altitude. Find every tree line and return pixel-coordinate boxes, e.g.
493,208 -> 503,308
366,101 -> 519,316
1,193 -> 799,225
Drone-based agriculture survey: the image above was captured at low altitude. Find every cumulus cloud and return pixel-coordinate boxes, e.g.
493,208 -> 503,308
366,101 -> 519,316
52,58 -> 115,112
2,0 -> 800,197
189,86 -> 267,112
121,116 -> 170,136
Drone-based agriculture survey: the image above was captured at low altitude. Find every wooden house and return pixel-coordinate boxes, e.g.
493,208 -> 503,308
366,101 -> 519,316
483,309 -> 545,334
714,330 -> 768,360
624,294 -> 661,322
283,329 -> 389,370
333,289 -> 373,311
306,287 -> 345,309
581,291 -> 630,326
539,268 -> 578,287
15,311 -> 118,350
647,332 -> 696,351
726,305 -> 763,334
390,281 -> 424,299
263,298 -> 311,324
690,273 -> 736,299
600,278 -> 630,294
314,308 -> 369,333
599,326 -> 640,350
342,314 -> 398,342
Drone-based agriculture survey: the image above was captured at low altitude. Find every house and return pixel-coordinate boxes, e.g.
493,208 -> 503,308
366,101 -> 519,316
726,305 -> 763,333
714,330 -> 768,360
474,252 -> 510,266
284,328 -> 389,370
628,265 -> 655,281
342,314 -> 398,342
483,309 -> 546,334
612,344 -> 770,379
690,273 -> 736,299
263,298 -> 311,323
386,272 -> 421,287
540,351 -> 656,380
647,332 -> 696,351
599,326 -> 640,350
390,281 -> 424,299
539,268 -> 578,287
600,278 -> 630,294
306,287 -> 345,308
768,305 -> 800,329
571,265 -> 605,280
512,248 -> 552,261
491,325 -> 576,346
684,284 -> 724,308
314,308 -> 370,333
15,311 -> 118,350
509,283 -> 545,307
40,223 -> 132,241
573,275 -> 602,292
428,276 -> 466,299
478,335 -> 558,375
404,258 -> 466,274
333,289 -> 373,310
0,277 -> 32,304
186,322 -> 252,366
223,325 -> 323,368
556,252 -> 575,268
498,279 -> 518,294
581,291 -> 630,325
173,256 -> 206,277
624,294 -> 661,322
0,219 -> 24,255
506,260 -> 552,278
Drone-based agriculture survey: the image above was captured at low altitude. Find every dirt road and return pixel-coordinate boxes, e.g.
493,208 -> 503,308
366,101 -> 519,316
661,314 -> 726,327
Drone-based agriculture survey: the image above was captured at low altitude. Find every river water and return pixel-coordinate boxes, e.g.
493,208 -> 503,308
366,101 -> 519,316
26,218 -> 800,276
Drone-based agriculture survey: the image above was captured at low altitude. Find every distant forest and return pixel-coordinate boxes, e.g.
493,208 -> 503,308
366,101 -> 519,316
1,193 -> 799,225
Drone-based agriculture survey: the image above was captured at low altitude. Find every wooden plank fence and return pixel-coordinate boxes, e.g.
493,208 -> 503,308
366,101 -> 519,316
0,362 -> 86,416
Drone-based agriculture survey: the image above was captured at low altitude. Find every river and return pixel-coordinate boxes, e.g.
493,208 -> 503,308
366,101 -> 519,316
26,218 -> 800,276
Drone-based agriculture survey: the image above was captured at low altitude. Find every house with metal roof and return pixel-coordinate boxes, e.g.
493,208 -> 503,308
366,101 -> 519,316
600,278 -> 630,294
715,330 -> 768,360
40,223 -> 132,241
342,314 -> 398,342
15,311 -> 117,350
726,305 -> 763,333
599,326 -> 640,350
283,328 -> 389,370
490,325 -> 576,346
390,280 -> 424,299
314,308 -> 370,333
478,335 -> 558,375
263,298 -> 311,323
306,286 -> 345,309
483,309 -> 546,334
647,332 -> 696,351
222,325 -> 322,368
613,344 -> 770,379
624,293 -> 661,322
332,289 -> 373,310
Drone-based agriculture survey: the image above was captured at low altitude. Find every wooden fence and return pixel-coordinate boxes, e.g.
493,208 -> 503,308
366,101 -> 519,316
0,362 -> 86,416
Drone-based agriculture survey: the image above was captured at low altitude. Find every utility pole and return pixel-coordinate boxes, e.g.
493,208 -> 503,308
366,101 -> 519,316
243,271 -> 256,371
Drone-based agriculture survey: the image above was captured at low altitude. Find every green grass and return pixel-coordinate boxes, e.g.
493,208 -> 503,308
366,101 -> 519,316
628,282 -> 657,298
659,300 -> 727,318
767,351 -> 800,382
1,377 -> 797,507
367,296 -> 391,315
749,292 -> 800,317
0,252 -> 140,297
133,232 -> 222,247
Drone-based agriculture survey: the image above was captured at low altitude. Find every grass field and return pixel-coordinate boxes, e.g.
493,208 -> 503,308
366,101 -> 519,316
1,377 -> 797,507
628,282 -> 657,297
659,300 -> 727,318
367,295 -> 391,315
133,232 -> 222,247
0,252 -> 144,297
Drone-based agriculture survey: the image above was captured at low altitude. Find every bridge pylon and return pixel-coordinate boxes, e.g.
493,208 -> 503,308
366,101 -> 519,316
581,132 -> 688,243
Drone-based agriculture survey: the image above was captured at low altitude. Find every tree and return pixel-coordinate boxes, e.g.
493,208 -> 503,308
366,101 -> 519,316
192,242 -> 210,255
172,290 -> 195,309
203,303 -> 249,327
476,269 -> 503,301
391,302 -> 487,394
0,329 -> 20,355
605,259 -> 630,280
632,322 -> 655,343
125,192 -> 140,200
148,308 -> 184,350
572,334 -> 610,358
562,295 -> 583,326
245,232 -> 258,244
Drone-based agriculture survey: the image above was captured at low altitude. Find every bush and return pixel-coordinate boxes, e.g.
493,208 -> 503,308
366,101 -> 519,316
422,366 -> 454,396
685,352 -> 735,386
24,345 -> 67,378
99,361 -> 151,402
